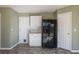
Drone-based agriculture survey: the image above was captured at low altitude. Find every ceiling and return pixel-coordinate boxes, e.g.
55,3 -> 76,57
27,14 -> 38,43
0,5 -> 69,13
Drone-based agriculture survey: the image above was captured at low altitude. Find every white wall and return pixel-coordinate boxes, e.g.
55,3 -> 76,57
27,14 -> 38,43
19,16 -> 42,45
19,16 -> 30,43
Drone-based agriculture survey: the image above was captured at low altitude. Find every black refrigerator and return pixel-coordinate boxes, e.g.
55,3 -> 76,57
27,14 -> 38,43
42,20 -> 57,48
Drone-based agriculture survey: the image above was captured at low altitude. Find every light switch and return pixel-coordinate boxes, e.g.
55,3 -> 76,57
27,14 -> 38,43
11,28 -> 14,32
74,28 -> 77,32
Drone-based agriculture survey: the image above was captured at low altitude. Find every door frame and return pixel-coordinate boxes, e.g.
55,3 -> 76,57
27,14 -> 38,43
57,12 -> 72,51
0,13 -> 1,48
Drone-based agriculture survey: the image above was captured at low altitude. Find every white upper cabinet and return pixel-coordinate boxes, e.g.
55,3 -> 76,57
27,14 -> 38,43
30,16 -> 42,32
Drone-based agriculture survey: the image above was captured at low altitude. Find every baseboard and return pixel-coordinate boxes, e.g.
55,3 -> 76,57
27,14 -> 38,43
0,42 -> 19,50
0,48 -> 12,50
71,50 -> 79,52
10,42 -> 19,49
18,42 -> 28,44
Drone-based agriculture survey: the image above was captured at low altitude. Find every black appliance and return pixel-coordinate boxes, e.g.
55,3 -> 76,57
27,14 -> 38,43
42,20 -> 57,48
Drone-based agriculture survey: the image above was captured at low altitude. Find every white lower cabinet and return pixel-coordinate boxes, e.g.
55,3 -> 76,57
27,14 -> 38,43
29,33 -> 41,46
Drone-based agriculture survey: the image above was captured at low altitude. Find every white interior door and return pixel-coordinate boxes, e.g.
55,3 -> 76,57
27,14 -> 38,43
58,12 -> 72,50
0,14 -> 1,48
19,17 -> 30,43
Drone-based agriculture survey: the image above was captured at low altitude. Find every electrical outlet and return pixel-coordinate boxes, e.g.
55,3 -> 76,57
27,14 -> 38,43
24,39 -> 26,42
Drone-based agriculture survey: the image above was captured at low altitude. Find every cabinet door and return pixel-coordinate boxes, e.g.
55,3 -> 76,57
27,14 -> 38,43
29,34 -> 41,46
30,16 -> 42,32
